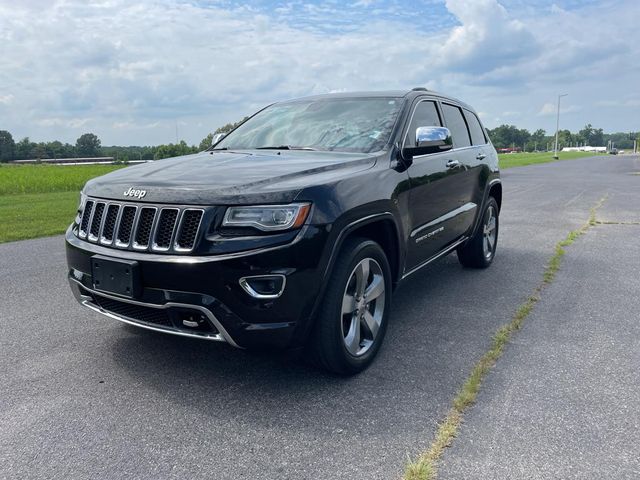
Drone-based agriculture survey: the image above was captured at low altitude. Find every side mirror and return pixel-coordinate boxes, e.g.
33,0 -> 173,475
403,126 -> 453,158
211,133 -> 226,146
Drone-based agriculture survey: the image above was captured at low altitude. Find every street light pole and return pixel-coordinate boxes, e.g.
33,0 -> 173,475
553,93 -> 568,159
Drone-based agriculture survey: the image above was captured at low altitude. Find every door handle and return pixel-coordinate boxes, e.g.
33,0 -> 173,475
476,153 -> 486,160
446,159 -> 460,168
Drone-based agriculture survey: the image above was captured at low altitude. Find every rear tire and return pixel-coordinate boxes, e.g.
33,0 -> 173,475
457,197 -> 499,268
310,237 -> 392,375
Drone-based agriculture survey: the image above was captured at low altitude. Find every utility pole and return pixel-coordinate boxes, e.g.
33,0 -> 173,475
554,93 -> 568,159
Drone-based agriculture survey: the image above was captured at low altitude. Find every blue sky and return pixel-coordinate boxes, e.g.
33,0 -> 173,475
0,0 -> 638,145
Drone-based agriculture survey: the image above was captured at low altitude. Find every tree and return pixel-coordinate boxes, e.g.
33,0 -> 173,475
214,116 -> 249,134
199,133 -> 213,151
75,133 -> 102,157
0,130 -> 16,162
153,140 -> 198,160
15,137 -> 34,160
198,116 -> 249,150
486,124 -> 530,150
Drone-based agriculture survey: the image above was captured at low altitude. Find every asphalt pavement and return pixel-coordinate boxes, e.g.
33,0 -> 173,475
1,155 -> 638,479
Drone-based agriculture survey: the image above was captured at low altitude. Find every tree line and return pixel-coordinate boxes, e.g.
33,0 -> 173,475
487,124 -> 639,151
1,119 -> 637,163
0,117 -> 247,163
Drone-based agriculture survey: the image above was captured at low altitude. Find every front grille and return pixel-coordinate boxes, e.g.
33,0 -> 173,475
77,198 -> 205,253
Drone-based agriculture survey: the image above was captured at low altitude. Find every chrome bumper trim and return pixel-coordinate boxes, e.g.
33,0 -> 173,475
69,277 -> 241,348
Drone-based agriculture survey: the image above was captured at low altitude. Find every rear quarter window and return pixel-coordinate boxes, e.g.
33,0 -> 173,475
463,109 -> 488,146
441,103 -> 471,148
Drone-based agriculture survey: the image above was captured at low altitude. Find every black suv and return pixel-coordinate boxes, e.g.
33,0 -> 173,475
66,88 -> 501,374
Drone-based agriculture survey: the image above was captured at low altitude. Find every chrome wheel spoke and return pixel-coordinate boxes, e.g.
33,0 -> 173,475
487,234 -> 494,251
342,293 -> 356,315
364,274 -> 384,302
362,310 -> 379,338
344,315 -> 361,355
355,258 -> 370,297
487,216 -> 496,233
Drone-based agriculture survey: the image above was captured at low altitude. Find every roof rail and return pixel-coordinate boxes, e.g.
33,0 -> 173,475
411,87 -> 428,91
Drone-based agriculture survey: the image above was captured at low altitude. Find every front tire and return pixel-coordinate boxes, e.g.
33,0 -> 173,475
457,197 -> 499,268
310,237 -> 392,375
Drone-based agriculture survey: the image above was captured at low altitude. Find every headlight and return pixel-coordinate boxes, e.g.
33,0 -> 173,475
222,203 -> 311,232
75,191 -> 87,224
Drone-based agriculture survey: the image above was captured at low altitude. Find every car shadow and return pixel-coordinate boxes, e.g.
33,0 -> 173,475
109,245 -> 546,439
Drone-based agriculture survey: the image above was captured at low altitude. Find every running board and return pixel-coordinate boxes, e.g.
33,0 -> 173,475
401,237 -> 468,280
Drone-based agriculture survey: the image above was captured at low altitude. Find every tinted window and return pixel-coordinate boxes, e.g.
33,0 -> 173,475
464,109 -> 487,145
442,103 -> 471,148
404,100 -> 441,146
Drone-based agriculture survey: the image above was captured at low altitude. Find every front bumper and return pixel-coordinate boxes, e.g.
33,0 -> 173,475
65,224 -> 329,349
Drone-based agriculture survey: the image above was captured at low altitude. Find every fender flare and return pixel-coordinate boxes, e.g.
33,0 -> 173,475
469,177 -> 502,238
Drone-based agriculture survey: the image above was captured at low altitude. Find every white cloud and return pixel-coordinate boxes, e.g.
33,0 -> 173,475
0,0 -> 638,144
538,103 -> 581,116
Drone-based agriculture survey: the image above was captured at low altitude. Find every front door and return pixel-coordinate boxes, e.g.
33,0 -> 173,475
404,100 -> 478,271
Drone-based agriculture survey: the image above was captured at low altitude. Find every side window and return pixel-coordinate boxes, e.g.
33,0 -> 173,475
441,103 -> 471,148
404,100 -> 442,147
464,109 -> 487,145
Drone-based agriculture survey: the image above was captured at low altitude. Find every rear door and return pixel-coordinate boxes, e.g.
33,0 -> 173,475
462,108 -> 491,217
438,103 -> 482,237
404,99 -> 470,270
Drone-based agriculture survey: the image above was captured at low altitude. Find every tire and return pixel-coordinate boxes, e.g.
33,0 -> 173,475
457,197 -> 499,268
310,237 -> 392,375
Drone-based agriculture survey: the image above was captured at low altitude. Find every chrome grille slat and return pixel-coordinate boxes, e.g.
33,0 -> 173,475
88,202 -> 106,241
153,208 -> 180,251
133,207 -> 157,250
79,200 -> 95,238
100,204 -> 120,245
78,199 -> 204,254
116,205 -> 138,247
175,209 -> 204,251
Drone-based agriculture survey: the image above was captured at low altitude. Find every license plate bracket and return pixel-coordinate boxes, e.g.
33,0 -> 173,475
91,255 -> 141,298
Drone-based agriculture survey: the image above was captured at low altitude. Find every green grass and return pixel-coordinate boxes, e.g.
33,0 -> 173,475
0,191 -> 80,243
403,196 -> 607,480
0,164 -> 125,243
0,163 -> 123,195
499,151 -> 605,170
0,152 -> 606,243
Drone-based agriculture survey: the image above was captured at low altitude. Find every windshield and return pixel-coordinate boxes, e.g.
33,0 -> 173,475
214,97 -> 403,153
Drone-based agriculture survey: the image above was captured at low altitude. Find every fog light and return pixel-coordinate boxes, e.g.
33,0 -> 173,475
72,269 -> 84,281
239,274 -> 286,299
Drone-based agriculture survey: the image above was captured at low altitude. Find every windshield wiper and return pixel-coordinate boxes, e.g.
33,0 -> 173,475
255,145 -> 317,151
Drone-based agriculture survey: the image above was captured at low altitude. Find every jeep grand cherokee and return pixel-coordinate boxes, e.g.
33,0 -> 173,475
66,88 -> 501,374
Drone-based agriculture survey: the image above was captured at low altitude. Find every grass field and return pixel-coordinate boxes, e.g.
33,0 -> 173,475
0,163 -> 123,195
0,164 -> 124,243
0,151 -> 606,243
498,150 -> 604,169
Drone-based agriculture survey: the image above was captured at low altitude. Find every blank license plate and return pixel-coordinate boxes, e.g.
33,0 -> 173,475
91,255 -> 140,298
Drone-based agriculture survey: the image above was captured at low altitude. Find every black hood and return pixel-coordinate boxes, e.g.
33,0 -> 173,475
84,150 -> 378,205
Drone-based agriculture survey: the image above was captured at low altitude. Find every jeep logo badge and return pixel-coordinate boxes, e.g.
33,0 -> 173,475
123,187 -> 147,199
